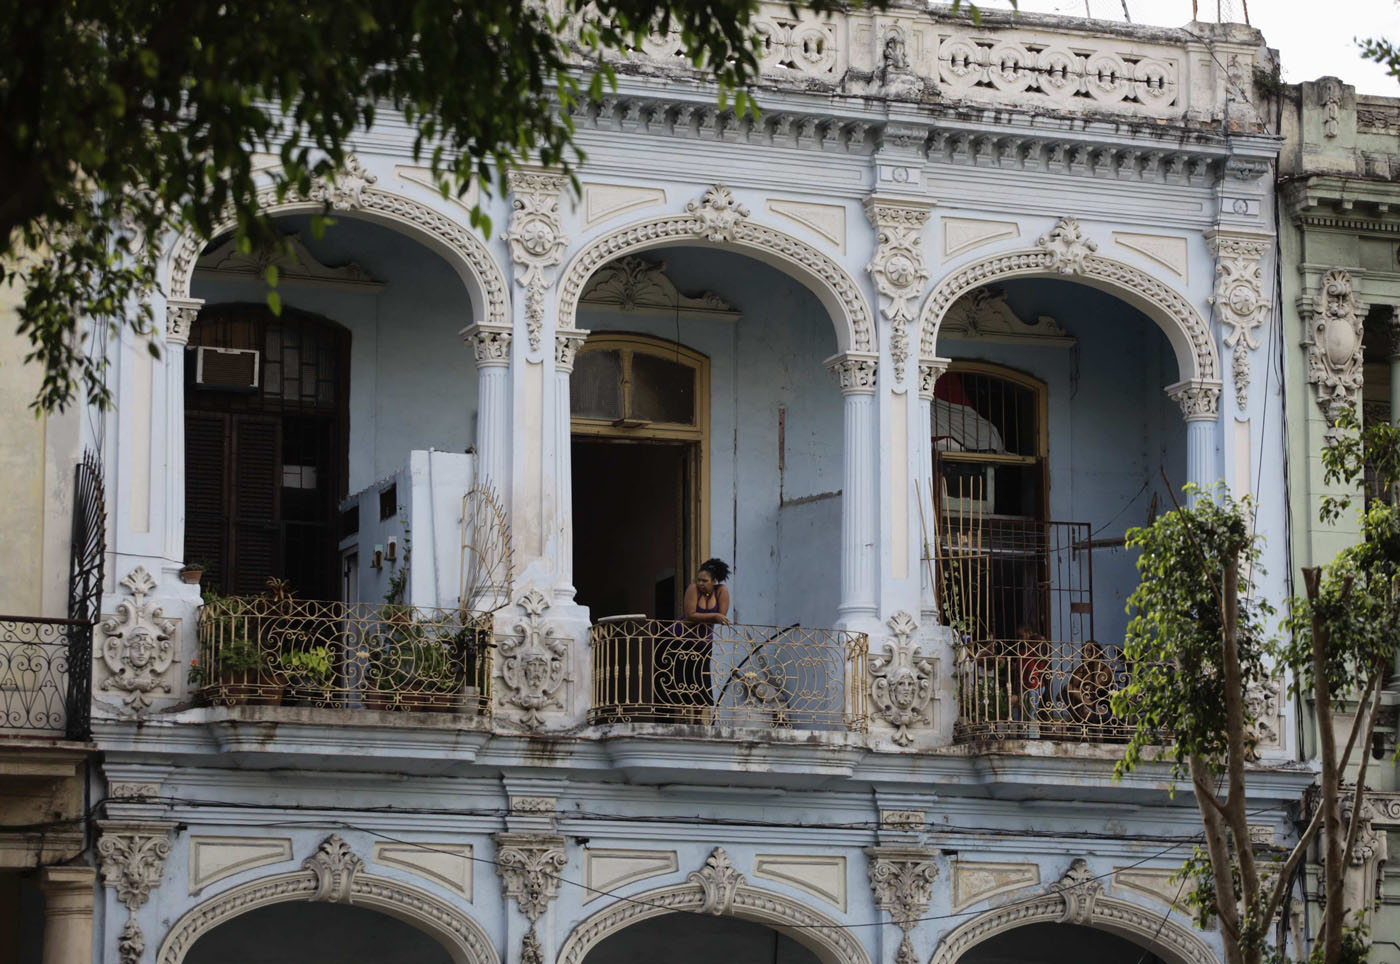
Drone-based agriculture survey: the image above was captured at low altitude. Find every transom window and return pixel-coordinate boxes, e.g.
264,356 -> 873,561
571,337 -> 701,430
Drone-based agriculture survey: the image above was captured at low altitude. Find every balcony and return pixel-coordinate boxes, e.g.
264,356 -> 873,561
195,596 -> 492,713
589,618 -> 868,731
0,615 -> 91,740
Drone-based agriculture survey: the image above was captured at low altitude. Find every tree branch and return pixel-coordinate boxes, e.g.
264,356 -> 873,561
1341,667 -> 1386,870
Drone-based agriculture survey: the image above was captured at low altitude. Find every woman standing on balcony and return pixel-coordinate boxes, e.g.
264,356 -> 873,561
683,558 -> 731,629
658,559 -> 731,721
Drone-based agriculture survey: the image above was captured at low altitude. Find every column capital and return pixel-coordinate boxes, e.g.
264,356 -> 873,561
865,845 -> 938,964
916,357 -> 950,400
461,323 -> 513,367
165,297 -> 204,346
38,865 -> 96,909
826,352 -> 879,396
554,328 -> 589,374
1167,379 -> 1222,422
96,820 -> 175,911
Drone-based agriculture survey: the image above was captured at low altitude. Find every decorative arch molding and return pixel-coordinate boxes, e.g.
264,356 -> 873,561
155,868 -> 499,964
926,893 -> 1215,964
164,180 -> 509,329
916,218 -> 1220,386
556,879 -> 872,964
557,184 -> 874,355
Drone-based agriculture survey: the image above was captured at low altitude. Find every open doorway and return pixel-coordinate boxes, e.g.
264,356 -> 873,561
569,333 -> 709,621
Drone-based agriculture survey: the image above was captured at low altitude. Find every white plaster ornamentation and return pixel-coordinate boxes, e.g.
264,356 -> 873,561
1048,858 -> 1104,925
580,256 -> 737,319
865,200 -> 931,385
555,329 -> 589,374
505,171 -> 570,354
165,298 -> 201,346
752,855 -> 847,911
828,352 -> 879,395
119,920 -> 145,964
100,567 -> 177,713
1244,677 -> 1284,752
583,849 -> 678,904
496,589 -> 569,729
463,324 -> 513,367
556,185 -> 875,354
951,862 -> 1039,911
868,612 -> 935,746
1037,217 -> 1097,275
307,152 -> 378,210
304,833 -> 363,903
689,847 -> 745,916
917,359 -> 949,401
100,822 -> 174,964
1167,381 -> 1222,422
866,846 -> 938,964
940,288 -> 1074,347
495,831 -> 568,964
1306,268 -> 1365,444
194,233 -> 384,292
1208,232 -> 1270,410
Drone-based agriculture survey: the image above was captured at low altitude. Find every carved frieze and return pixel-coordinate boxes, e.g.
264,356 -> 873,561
100,567 -> 177,714
869,612 -> 935,746
1049,858 -> 1104,925
865,200 -> 931,385
496,590 -> 569,729
505,171 -> 570,353
1208,232 -> 1270,410
866,846 -> 937,964
1306,268 -> 1365,444
690,847 -> 745,915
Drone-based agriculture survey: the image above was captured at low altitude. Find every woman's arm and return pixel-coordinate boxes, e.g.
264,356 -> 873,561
683,584 -> 731,624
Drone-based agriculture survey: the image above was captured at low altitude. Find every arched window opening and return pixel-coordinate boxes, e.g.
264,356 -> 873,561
182,901 -> 454,964
583,912 -> 822,964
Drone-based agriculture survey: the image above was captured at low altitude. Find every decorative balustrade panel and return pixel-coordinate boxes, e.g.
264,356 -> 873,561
589,618 -> 867,730
953,636 -> 1163,742
196,597 -> 493,713
0,616 -> 89,735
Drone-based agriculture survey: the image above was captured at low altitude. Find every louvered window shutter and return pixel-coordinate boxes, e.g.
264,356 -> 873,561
185,411 -> 230,590
230,415 -> 282,595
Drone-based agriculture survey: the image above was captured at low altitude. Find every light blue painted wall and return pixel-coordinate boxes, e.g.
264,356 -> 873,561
191,215 -> 481,496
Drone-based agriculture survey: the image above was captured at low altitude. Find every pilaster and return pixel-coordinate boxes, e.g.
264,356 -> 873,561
494,832 -> 568,964
97,821 -> 175,964
865,844 -> 937,964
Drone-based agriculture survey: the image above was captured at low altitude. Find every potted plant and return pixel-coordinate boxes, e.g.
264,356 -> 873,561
193,591 -> 286,705
279,645 -> 337,706
179,559 -> 208,585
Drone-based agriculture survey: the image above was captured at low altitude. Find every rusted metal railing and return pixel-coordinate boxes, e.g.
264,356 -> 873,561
196,596 -> 492,713
589,618 -> 867,731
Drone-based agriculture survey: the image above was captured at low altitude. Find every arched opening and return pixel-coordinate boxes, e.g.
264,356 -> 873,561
582,912 -> 823,964
957,921 -> 1169,964
574,246 -> 860,729
182,901 -> 455,964
933,279 -> 1186,743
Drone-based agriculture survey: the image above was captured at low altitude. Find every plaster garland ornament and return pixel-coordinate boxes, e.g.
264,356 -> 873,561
689,848 -> 746,916
1208,233 -> 1270,409
827,353 -> 879,395
497,589 -> 569,728
1305,267 -> 1366,444
462,324 -> 512,367
505,171 -> 570,353
864,200 -> 931,385
98,824 -> 174,910
99,567 -> 177,713
868,612 -> 936,746
304,834 -> 363,903
118,919 -> 146,964
1167,381 -> 1222,421
866,846 -> 938,964
1049,858 -> 1104,925
1037,217 -> 1098,275
686,184 -> 751,243
307,153 -> 378,211
494,833 -> 568,923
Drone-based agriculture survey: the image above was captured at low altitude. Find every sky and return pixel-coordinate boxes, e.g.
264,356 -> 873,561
968,0 -> 1400,96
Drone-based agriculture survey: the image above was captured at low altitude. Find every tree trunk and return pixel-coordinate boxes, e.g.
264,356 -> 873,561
1303,567 -> 1345,964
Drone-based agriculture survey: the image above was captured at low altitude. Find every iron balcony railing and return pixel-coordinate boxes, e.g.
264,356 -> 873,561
589,618 -> 868,731
196,596 -> 493,713
0,615 -> 93,739
953,636 -> 1163,743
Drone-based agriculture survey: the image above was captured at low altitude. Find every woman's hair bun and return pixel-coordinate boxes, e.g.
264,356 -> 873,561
699,557 -> 731,583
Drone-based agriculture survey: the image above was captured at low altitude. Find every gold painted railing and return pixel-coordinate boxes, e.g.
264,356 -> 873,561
589,618 -> 868,730
953,637 -> 1160,742
195,596 -> 492,713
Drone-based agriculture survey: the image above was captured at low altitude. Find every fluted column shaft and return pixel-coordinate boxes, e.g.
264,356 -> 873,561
829,353 -> 880,624
552,329 -> 588,601
463,325 -> 513,497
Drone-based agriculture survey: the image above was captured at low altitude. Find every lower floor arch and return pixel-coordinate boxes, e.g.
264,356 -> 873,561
557,880 -> 871,964
928,894 -> 1215,964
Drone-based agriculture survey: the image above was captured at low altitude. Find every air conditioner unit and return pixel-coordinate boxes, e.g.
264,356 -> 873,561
193,347 -> 260,391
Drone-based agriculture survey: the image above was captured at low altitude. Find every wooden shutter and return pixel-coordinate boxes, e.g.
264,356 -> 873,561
185,411 -> 229,589
229,415 -> 281,595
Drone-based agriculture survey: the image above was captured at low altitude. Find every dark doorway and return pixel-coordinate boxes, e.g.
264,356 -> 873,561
184,304 -> 348,599
573,439 -> 693,620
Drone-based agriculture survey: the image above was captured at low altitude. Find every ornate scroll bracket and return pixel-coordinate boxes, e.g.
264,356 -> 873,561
100,822 -> 174,964
689,847 -> 745,916
308,153 -> 378,211
1037,217 -> 1097,275
497,590 -> 570,729
100,567 -> 177,714
865,199 -> 932,386
505,171 -> 570,353
1207,231 -> 1270,410
686,184 -> 751,242
496,832 -> 567,964
304,834 -> 364,903
869,612 -> 935,746
866,845 -> 937,964
1305,268 -> 1365,445
1049,858 -> 1104,925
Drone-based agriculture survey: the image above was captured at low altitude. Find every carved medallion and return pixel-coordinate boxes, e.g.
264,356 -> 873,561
497,590 -> 569,728
100,567 -> 177,713
869,612 -> 935,746
1306,267 -> 1365,444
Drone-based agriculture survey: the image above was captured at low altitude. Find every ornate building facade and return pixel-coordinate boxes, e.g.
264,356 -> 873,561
10,5 -> 1334,964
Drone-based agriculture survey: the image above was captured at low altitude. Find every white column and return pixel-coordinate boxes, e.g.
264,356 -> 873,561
829,353 -> 880,625
163,298 -> 202,565
916,359 -> 948,621
37,866 -> 95,964
552,329 -> 588,601
462,324 -> 512,497
1168,380 -> 1223,500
